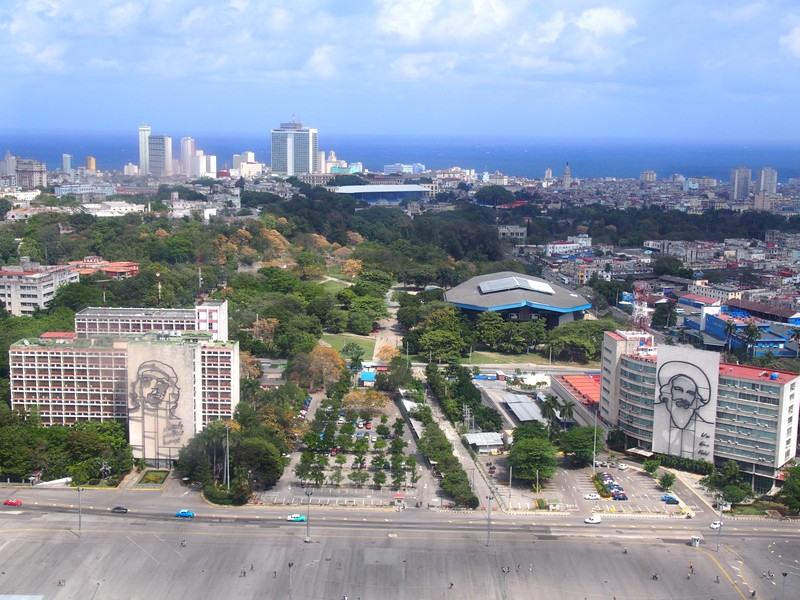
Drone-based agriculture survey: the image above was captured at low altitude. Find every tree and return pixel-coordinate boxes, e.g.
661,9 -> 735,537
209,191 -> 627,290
653,256 -> 684,277
790,327 -> 800,359
474,185 -> 513,207
724,319 -> 737,355
742,321 -> 762,356
557,426 -> 597,468
512,421 -> 549,442
506,437 -> 558,481
779,464 -> 800,511
643,458 -> 661,475
348,470 -> 370,487
372,470 -> 387,489
540,395 -> 561,433
559,400 -> 575,432
340,342 -> 366,369
658,472 -> 676,490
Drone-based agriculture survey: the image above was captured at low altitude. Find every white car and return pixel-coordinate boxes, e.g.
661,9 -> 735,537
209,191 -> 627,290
709,520 -> 722,529
584,493 -> 600,500
584,515 -> 602,524
618,464 -> 628,471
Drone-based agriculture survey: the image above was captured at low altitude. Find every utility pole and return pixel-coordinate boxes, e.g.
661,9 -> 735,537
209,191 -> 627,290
225,424 -> 230,491
76,487 -> 83,538
715,493 -> 723,552
591,408 -> 598,478
304,489 -> 313,543
288,562 -> 294,600
485,495 -> 493,547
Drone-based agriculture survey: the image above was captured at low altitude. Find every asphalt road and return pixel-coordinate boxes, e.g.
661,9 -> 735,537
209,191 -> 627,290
2,488 -> 799,600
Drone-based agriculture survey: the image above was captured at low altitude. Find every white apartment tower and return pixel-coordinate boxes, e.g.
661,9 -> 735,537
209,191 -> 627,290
756,167 -> 778,195
181,137 -> 195,175
270,120 -> 319,176
148,135 -> 173,177
730,166 -> 752,202
138,125 -> 151,175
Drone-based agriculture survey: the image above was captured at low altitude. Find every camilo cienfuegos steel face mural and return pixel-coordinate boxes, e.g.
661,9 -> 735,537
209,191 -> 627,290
652,346 -> 719,461
127,342 -> 199,465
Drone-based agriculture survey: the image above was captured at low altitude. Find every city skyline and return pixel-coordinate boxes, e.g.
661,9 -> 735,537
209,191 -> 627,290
3,1 -> 800,141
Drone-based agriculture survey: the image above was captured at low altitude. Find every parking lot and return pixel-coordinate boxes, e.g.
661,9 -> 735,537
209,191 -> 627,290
478,452 -> 709,516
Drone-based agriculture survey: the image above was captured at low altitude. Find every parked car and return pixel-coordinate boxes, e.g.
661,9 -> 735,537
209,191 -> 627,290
661,495 -> 676,501
612,493 -> 628,501
618,464 -> 628,470
584,493 -> 600,501
176,509 -> 195,518
709,520 -> 723,529
110,506 -> 128,514
3,499 -> 22,507
287,514 -> 307,522
664,497 -> 679,505
584,515 -> 602,524
365,422 -> 372,430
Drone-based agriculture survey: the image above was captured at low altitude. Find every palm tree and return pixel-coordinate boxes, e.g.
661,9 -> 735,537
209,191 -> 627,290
790,327 -> 800,359
559,399 -> 576,432
541,395 -> 561,433
742,320 -> 762,357
723,319 -> 737,355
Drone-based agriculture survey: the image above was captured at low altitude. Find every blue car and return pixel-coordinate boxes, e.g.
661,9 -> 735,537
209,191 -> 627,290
287,514 -> 307,522
176,509 -> 195,518
661,495 -> 677,502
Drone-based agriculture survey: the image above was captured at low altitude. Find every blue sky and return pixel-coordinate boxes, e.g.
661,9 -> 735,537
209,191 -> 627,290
3,0 -> 800,140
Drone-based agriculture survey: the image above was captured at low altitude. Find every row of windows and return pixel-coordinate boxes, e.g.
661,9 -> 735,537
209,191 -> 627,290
715,444 -> 775,462
716,435 -> 775,452
717,389 -> 780,405
619,379 -> 654,396
619,421 -> 652,439
719,377 -> 780,394
619,389 -> 655,407
619,411 -> 653,429
619,399 -> 654,417
714,422 -> 777,440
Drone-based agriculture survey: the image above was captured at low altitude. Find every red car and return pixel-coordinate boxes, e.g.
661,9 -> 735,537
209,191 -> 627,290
3,499 -> 22,507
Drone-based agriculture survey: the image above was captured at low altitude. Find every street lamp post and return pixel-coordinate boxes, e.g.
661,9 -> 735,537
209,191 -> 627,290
485,495 -> 493,547
76,487 -> 83,538
224,424 -> 230,491
304,489 -> 313,543
288,562 -> 294,600
715,493 -> 723,552
591,408 -> 598,478
782,571 -> 788,600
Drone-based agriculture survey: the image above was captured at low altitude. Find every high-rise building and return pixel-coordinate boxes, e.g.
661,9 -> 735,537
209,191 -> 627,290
639,170 -> 656,183
15,158 -> 47,189
270,120 -> 319,176
138,125 -> 151,175
756,167 -> 778,195
180,137 -> 195,175
148,135 -> 173,177
62,154 -> 72,173
86,156 -> 96,171
9,300 -> 239,466
563,163 -> 571,189
730,166 -> 752,202
599,330 -> 799,493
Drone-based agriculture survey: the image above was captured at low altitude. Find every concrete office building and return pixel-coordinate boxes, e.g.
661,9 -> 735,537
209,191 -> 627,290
600,330 -> 799,493
15,158 -> 47,189
270,120 -> 319,176
148,135 -> 172,177
730,166 -> 752,202
0,257 -> 80,316
756,167 -> 778,196
180,137 -> 195,175
62,154 -> 73,173
138,125 -> 151,175
9,300 -> 238,466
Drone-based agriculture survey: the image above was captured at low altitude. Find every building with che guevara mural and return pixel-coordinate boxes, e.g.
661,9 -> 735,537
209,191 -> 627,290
9,300 -> 239,467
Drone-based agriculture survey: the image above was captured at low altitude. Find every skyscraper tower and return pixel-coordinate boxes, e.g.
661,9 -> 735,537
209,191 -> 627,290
756,167 -> 778,195
564,163 -> 571,189
181,137 -> 195,175
138,125 -> 151,175
148,135 -> 173,177
730,166 -> 752,202
62,154 -> 72,173
270,120 -> 319,176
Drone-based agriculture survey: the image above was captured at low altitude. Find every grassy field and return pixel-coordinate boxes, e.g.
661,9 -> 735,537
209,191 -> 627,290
321,333 -> 375,357
319,279 -> 348,293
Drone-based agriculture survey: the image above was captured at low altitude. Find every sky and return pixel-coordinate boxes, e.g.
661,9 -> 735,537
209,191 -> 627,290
2,0 -> 800,141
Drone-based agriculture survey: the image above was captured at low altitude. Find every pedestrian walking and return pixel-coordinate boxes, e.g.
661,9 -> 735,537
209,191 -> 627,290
516,564 -> 521,572
687,571 -> 691,580
273,571 -> 277,579
715,575 -> 720,583
181,539 -> 186,547
449,582 -> 454,589
529,563 -> 533,572
689,562 -> 694,574
250,564 -> 254,572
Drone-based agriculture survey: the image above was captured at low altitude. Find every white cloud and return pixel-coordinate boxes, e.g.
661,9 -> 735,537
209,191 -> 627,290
88,56 -> 119,70
20,41 -> 66,71
304,45 -> 338,79
575,7 -> 636,37
377,0 -> 439,43
180,7 -> 210,32
536,11 -> 566,44
105,3 -> 143,32
779,26 -> 800,57
390,52 -> 457,79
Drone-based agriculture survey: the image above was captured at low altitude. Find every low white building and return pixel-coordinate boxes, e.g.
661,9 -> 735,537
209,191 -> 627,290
0,257 -> 79,316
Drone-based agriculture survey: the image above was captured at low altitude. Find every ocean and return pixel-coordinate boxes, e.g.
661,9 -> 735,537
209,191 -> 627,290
2,131 -> 800,183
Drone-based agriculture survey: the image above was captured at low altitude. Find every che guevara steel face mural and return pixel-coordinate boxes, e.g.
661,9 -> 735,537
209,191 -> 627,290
652,346 -> 718,460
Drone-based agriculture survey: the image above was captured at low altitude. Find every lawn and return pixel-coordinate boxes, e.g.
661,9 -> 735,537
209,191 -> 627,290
321,333 -> 375,357
139,470 -> 170,485
319,279 -> 348,293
